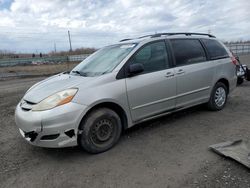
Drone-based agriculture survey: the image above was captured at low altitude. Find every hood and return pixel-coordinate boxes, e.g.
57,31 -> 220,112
24,73 -> 96,103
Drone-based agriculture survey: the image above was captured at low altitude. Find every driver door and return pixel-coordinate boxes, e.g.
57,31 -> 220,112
125,41 -> 176,122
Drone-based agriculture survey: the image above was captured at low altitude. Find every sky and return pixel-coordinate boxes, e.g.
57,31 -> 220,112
0,0 -> 250,53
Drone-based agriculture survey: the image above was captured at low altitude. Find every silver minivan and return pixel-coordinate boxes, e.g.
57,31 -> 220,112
15,33 -> 237,153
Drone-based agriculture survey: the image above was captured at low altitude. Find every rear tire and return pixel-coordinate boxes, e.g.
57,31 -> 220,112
207,82 -> 228,111
237,77 -> 244,85
246,67 -> 250,81
78,108 -> 122,154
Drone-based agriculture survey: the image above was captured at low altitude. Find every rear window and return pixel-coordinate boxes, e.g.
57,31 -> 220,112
170,39 -> 206,66
201,39 -> 229,60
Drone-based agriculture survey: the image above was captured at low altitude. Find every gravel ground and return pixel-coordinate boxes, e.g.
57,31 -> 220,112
0,55 -> 250,188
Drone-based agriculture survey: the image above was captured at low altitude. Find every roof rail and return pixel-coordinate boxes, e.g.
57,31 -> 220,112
119,38 -> 132,42
151,32 -> 216,38
119,32 -> 215,42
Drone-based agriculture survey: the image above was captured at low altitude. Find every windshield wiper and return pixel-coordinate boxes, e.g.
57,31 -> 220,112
101,70 -> 110,75
72,70 -> 88,77
63,71 -> 70,74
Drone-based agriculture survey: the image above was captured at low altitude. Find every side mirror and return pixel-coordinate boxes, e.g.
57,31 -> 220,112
128,63 -> 144,76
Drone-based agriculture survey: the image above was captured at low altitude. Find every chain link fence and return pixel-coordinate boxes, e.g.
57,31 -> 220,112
225,43 -> 250,55
0,54 -> 91,79
0,54 -> 90,67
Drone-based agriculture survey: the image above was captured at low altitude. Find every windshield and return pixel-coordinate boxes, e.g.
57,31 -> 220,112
71,43 -> 137,77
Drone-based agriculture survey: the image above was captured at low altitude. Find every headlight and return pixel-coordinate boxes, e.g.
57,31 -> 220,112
32,88 -> 78,111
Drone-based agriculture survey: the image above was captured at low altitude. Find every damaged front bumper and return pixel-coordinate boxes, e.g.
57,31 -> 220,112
15,101 -> 87,148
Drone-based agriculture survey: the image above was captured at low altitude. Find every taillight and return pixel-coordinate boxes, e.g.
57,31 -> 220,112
231,56 -> 237,65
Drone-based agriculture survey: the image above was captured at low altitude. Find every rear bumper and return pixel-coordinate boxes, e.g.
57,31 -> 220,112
229,75 -> 237,93
15,102 -> 87,148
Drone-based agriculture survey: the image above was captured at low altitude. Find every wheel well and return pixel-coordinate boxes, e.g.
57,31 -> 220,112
80,102 -> 128,131
217,78 -> 229,93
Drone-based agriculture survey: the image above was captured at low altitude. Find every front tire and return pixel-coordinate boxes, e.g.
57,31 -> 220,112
78,108 -> 122,154
207,82 -> 228,111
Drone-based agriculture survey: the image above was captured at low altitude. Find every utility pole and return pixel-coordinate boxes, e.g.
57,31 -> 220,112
54,42 -> 57,53
208,29 -> 211,34
68,30 -> 72,52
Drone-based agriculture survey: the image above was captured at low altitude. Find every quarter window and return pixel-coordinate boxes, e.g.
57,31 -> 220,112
170,39 -> 206,66
201,39 -> 229,60
130,41 -> 169,73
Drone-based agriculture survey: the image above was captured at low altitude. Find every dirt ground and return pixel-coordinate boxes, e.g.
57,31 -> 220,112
0,62 -> 79,79
0,55 -> 250,188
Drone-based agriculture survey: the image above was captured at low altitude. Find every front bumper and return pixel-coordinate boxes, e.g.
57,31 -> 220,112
15,102 -> 87,148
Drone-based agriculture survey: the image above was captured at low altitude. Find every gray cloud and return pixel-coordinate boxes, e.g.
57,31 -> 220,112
0,0 -> 250,52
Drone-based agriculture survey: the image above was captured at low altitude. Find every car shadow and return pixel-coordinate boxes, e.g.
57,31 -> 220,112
124,104 -> 207,135
37,104 -> 208,158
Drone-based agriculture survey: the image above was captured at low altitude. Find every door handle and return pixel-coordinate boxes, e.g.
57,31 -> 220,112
176,69 -> 185,75
165,72 -> 175,78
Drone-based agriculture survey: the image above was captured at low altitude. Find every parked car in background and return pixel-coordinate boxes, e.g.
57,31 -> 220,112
15,33 -> 237,153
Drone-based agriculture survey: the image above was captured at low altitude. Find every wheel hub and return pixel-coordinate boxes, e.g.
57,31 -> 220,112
215,87 -> 226,107
92,119 -> 113,143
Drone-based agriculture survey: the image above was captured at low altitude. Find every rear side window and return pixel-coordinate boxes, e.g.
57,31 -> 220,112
170,39 -> 206,66
130,41 -> 169,73
201,39 -> 229,60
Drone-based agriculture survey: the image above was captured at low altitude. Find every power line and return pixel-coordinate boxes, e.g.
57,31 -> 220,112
0,29 -> 117,35
0,33 -> 116,39
0,27 -> 151,37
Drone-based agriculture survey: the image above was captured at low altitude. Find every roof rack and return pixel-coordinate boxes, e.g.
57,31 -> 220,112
151,32 -> 216,38
119,35 -> 152,42
119,38 -> 132,42
119,32 -> 215,42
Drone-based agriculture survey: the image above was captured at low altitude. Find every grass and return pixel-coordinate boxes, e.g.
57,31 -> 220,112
0,62 -> 80,76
